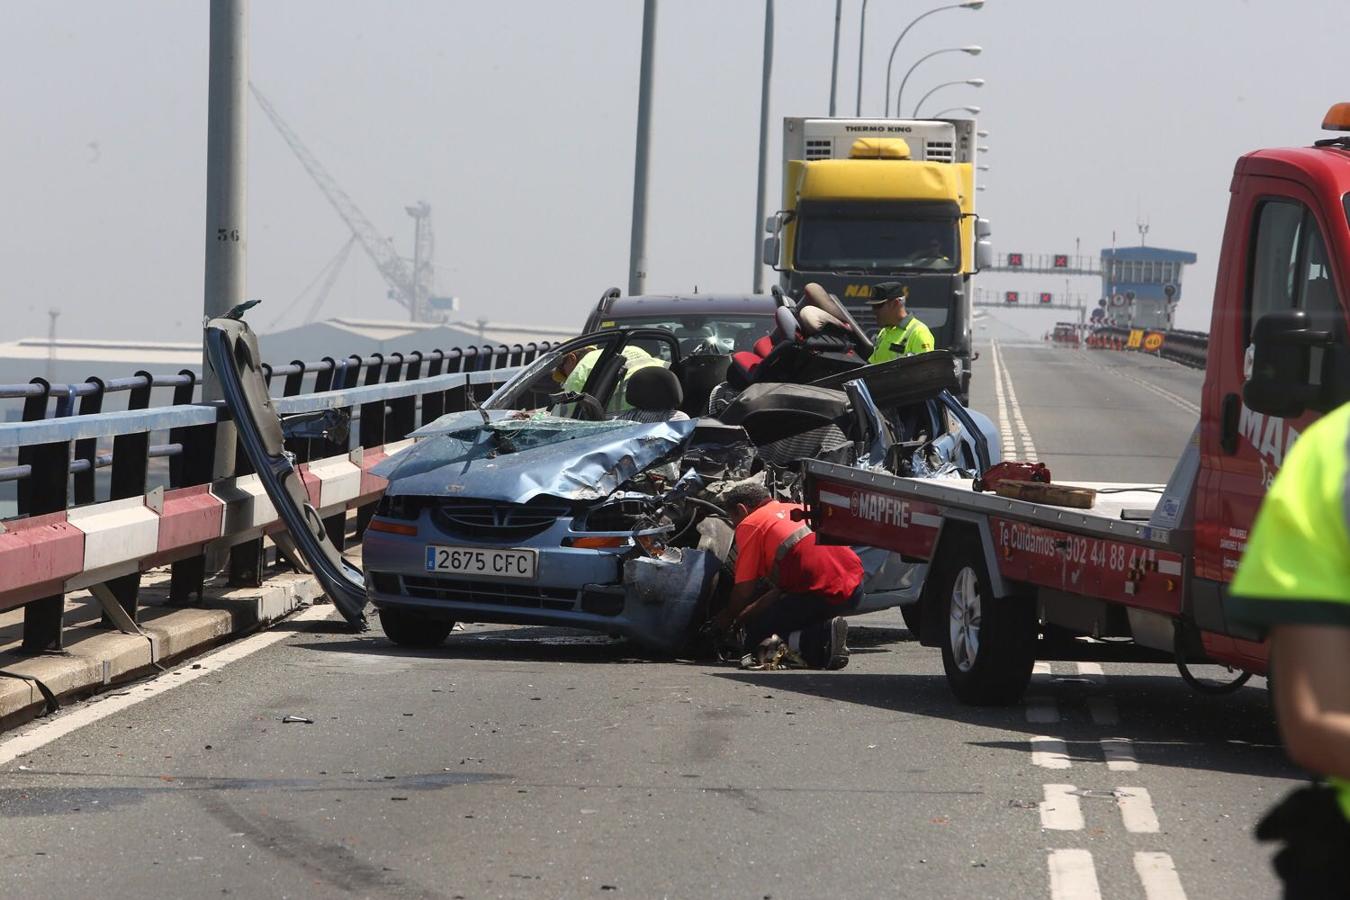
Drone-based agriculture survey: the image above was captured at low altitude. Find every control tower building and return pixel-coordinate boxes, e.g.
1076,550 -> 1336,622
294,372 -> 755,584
1098,246 -> 1197,330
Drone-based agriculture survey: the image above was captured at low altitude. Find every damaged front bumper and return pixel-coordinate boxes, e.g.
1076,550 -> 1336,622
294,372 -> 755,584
364,521 -> 716,654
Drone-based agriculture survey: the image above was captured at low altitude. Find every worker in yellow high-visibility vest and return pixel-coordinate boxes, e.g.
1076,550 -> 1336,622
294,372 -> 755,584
1229,401 -> 1350,896
866,281 -> 934,365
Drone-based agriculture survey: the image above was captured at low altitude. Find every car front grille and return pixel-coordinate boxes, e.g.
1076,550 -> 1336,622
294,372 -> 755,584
430,499 -> 571,541
400,575 -> 578,612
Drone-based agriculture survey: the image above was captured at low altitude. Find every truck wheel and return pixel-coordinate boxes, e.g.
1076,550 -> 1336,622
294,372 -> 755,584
936,543 -> 1036,705
379,607 -> 454,649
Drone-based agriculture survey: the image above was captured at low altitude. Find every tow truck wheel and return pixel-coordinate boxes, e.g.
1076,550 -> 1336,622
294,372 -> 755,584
936,541 -> 1036,706
379,607 -> 455,649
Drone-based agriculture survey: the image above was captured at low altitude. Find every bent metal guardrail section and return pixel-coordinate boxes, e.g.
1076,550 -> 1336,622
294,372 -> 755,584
0,340 -> 560,654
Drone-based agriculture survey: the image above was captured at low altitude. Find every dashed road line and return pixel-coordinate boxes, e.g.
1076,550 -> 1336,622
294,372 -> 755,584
1075,662 -> 1104,682
1117,787 -> 1160,833
1076,350 -> 1201,416
1048,849 -> 1102,900
1040,784 -> 1084,831
1101,737 -> 1140,771
991,340 -> 1038,460
1031,736 -> 1072,769
990,339 -> 1018,455
1134,852 -> 1188,899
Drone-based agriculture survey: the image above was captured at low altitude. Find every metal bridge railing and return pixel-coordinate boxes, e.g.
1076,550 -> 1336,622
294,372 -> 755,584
0,338 -> 562,654
1087,325 -> 1207,370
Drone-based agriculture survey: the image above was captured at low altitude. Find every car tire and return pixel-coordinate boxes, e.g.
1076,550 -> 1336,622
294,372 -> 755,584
379,608 -> 455,649
936,540 -> 1036,706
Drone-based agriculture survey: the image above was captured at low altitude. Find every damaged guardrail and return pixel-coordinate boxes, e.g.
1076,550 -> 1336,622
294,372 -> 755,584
1087,325 -> 1208,370
0,338 -> 559,653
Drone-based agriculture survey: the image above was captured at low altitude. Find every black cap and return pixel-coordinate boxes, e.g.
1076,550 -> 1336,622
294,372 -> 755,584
865,281 -> 908,304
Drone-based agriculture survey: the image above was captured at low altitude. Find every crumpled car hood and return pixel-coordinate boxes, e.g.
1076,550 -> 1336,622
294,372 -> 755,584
373,413 -> 697,504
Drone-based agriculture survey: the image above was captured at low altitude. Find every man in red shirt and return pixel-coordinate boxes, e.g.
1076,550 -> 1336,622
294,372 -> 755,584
712,481 -> 862,669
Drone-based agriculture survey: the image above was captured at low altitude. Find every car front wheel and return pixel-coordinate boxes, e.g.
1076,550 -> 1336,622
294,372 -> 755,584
379,607 -> 455,649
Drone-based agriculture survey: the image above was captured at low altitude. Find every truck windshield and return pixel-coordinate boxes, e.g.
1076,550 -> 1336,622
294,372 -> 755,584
596,315 -> 774,355
795,201 -> 960,272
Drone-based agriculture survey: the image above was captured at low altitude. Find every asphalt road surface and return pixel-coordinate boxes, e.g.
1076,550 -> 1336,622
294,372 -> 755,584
0,332 -> 1297,900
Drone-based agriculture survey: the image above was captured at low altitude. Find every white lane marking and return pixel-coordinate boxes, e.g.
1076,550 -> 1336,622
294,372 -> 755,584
1075,661 -> 1105,683
998,343 -> 1039,460
1076,350 -> 1201,416
1048,849 -> 1102,900
0,604 -> 336,767
1117,787 -> 1160,833
1026,696 -> 1061,723
990,339 -> 1018,456
1088,697 -> 1120,726
1040,784 -> 1084,831
1134,851 -> 1188,900
1031,736 -> 1072,769
1101,737 -> 1140,771
1033,661 -> 1052,677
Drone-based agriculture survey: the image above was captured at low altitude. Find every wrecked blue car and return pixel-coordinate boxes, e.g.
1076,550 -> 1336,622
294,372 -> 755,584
360,325 -> 999,652
206,308 -> 997,653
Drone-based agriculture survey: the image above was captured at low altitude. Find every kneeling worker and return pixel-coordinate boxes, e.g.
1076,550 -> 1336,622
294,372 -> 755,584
713,481 -> 861,669
867,281 -> 934,364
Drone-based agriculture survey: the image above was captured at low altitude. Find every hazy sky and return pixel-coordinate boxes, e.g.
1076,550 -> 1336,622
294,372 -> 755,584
2,0 -> 1345,343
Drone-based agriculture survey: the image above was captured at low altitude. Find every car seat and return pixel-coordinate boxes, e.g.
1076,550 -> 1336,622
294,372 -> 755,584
615,365 -> 687,422
676,354 -> 731,417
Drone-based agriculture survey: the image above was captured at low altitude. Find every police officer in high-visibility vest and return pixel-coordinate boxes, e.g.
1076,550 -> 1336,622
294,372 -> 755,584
1230,401 -> 1350,897
866,281 -> 935,365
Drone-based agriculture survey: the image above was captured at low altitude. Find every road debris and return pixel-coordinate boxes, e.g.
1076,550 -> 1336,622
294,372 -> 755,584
281,715 -> 313,724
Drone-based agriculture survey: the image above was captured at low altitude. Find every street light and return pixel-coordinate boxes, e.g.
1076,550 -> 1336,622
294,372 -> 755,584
882,1 -> 984,117
912,77 -> 984,117
933,105 -> 981,117
895,45 -> 981,117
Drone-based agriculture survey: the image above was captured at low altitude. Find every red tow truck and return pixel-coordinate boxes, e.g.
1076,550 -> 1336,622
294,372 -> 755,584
802,105 -> 1350,704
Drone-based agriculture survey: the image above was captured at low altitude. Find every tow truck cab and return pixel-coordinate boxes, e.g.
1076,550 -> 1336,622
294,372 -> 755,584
1195,105 -> 1350,669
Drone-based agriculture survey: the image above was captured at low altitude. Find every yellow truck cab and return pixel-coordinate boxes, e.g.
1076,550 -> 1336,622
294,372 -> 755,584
763,117 -> 992,400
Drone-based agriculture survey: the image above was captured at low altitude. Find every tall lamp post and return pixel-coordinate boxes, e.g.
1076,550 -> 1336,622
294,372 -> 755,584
828,0 -> 842,115
896,46 -> 981,116
753,0 -> 774,293
628,0 -> 657,296
912,77 -> 984,117
883,1 -> 984,117
933,104 -> 981,117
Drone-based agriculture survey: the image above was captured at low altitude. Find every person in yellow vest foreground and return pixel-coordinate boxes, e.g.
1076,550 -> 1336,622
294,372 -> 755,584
866,281 -> 935,364
1229,401 -> 1350,898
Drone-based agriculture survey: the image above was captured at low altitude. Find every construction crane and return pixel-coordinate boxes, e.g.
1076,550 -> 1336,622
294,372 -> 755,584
250,84 -> 437,322
267,236 -> 358,330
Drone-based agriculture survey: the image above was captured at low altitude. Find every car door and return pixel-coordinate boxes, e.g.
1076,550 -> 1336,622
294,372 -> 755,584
1200,182 -> 1348,582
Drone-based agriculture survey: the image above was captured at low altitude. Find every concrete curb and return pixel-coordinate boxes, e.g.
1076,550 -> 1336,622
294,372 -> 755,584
0,571 -> 325,732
